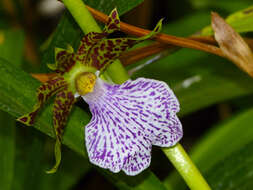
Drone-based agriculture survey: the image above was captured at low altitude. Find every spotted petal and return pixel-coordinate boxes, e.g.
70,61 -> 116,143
103,8 -> 120,34
76,8 -> 121,65
47,47 -> 76,74
47,87 -> 75,173
82,78 -> 182,175
76,32 -> 106,65
17,76 -> 67,126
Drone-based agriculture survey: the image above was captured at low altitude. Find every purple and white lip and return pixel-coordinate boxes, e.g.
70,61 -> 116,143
81,77 -> 183,175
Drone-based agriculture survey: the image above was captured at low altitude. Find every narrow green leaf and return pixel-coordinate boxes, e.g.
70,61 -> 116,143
0,28 -> 24,190
206,140 -> 253,189
0,112 -> 15,190
226,5 -> 253,32
9,123 -> 91,190
0,112 -> 90,190
190,0 -> 252,13
11,126 -> 45,190
191,108 -> 253,172
38,147 -> 91,190
164,108 -> 253,189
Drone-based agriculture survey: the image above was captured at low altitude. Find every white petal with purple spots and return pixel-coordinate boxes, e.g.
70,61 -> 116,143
82,77 -> 182,175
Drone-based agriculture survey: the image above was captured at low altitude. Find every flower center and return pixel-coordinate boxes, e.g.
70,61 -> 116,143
75,72 -> 96,95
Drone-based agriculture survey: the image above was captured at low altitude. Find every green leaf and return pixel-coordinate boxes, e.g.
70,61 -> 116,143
0,112 -> 15,190
38,146 -> 91,190
191,108 -> 253,171
226,5 -> 253,32
190,0 -> 252,13
201,5 -> 253,35
0,112 -> 91,190
164,108 -> 253,189
4,121 -> 91,190
206,140 -> 253,189
11,126 -> 47,190
0,28 -> 24,190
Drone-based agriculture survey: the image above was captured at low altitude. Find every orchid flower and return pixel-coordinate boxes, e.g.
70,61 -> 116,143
17,9 -> 183,175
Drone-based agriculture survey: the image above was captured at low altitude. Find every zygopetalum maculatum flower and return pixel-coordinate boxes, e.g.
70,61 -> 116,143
17,9 -> 183,175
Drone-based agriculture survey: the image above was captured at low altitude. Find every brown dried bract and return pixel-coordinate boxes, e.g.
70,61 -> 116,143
212,12 -> 253,77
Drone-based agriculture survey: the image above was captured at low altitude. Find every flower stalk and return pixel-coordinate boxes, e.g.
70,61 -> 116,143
60,0 -> 211,189
163,144 -> 211,190
62,0 -> 101,33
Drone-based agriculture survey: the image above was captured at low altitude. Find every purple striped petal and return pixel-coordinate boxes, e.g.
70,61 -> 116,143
82,78 -> 182,175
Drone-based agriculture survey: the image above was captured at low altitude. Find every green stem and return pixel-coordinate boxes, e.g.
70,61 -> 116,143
62,0 -> 129,84
163,144 -> 211,190
62,1 -> 210,189
105,60 -> 129,83
62,0 -> 101,33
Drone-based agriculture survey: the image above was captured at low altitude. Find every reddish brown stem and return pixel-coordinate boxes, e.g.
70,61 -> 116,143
119,42 -> 173,66
120,36 -> 253,66
190,36 -> 253,49
87,6 -> 224,58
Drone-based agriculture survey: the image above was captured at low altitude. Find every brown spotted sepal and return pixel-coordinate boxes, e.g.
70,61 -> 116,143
17,76 -> 67,126
103,8 -> 121,34
76,32 -> 106,65
76,8 -> 121,62
47,87 -> 75,173
89,18 -> 163,71
76,8 -> 163,72
48,46 -> 76,74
